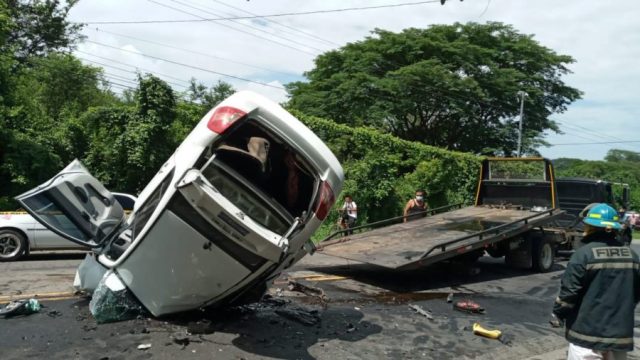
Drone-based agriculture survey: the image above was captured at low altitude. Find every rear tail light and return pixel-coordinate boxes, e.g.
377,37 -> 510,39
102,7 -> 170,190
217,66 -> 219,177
313,181 -> 335,221
207,106 -> 247,134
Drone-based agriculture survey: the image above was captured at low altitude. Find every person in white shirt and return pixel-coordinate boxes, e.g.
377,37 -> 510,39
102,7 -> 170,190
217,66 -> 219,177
340,195 -> 357,235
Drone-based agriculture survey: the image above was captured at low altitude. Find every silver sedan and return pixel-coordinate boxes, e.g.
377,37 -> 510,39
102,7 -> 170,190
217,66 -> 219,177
0,193 -> 136,261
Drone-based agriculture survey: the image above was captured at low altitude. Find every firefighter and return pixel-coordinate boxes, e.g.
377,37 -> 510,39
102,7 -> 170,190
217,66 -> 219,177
552,203 -> 640,360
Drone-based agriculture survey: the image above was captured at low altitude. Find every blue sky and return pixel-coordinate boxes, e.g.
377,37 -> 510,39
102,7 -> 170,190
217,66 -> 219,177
68,0 -> 640,161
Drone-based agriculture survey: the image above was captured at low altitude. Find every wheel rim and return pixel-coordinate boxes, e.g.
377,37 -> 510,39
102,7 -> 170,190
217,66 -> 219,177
541,243 -> 553,269
0,233 -> 21,259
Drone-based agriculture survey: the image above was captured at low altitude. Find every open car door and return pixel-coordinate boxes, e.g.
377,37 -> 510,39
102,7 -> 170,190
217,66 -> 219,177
15,159 -> 125,248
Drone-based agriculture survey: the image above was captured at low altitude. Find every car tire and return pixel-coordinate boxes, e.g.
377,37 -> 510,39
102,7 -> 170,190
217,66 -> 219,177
0,229 -> 27,262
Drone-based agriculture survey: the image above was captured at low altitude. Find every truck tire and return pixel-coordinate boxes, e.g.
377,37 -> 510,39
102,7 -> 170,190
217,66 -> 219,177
0,229 -> 27,262
532,235 -> 555,273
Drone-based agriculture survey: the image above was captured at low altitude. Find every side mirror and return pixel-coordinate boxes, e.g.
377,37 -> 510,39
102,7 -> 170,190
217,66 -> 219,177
622,186 -> 630,210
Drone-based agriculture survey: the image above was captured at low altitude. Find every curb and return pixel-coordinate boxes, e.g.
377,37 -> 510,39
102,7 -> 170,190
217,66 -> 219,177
0,291 -> 80,304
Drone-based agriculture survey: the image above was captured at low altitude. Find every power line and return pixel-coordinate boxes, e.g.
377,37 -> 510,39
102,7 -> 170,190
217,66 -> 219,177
84,39 -> 285,89
168,0 -> 328,53
148,0 -> 317,56
557,119 -> 627,143
93,62 -> 190,89
76,50 -> 193,85
103,72 -> 139,85
89,28 -> 295,77
79,0 -> 440,25
105,79 -> 137,90
547,140 -> 640,146
209,0 -> 340,47
555,120 -> 640,152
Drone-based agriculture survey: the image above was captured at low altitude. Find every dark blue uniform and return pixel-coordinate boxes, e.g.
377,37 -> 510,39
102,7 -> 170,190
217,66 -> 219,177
553,232 -> 640,351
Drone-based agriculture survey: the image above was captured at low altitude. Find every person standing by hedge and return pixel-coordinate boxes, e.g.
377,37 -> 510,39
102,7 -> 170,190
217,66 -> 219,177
340,195 -> 358,235
403,189 -> 428,222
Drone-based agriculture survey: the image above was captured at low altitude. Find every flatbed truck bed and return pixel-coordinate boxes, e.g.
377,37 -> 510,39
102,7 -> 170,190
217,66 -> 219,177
317,158 -> 566,272
320,205 -> 564,270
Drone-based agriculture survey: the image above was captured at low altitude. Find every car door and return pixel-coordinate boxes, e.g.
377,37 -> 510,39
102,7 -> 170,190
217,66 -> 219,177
15,159 -> 125,249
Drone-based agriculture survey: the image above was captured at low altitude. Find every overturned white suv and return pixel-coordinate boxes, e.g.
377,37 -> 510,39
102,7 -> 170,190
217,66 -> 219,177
16,91 -> 343,317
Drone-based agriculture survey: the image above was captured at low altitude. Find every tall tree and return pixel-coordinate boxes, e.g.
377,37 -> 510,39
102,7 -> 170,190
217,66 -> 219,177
605,149 -> 640,163
5,0 -> 84,62
83,74 -> 179,192
287,23 -> 582,155
186,78 -> 236,111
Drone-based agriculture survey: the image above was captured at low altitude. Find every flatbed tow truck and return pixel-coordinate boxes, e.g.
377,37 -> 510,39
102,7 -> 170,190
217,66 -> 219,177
315,158 -> 567,272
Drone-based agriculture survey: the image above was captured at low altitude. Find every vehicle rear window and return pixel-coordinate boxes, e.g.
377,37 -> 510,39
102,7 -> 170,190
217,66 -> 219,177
489,160 -> 546,181
200,119 -> 316,231
203,160 -> 290,234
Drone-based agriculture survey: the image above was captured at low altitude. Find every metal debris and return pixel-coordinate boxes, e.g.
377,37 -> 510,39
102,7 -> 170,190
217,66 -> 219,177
446,293 -> 454,303
47,310 -> 62,318
0,299 -> 41,318
137,343 -> 152,350
275,305 -> 321,326
408,304 -> 433,320
287,280 -> 329,303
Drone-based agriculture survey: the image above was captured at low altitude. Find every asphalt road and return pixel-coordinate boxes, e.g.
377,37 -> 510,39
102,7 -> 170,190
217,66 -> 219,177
1,247 -> 640,359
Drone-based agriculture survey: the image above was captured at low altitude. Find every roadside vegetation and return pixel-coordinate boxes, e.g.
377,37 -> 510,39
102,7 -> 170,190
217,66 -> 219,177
1,1 -> 639,232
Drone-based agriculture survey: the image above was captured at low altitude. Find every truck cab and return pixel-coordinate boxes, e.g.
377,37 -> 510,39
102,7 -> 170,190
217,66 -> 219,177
554,178 -> 631,246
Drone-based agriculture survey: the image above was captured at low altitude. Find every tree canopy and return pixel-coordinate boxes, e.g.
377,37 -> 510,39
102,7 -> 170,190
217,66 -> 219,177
0,0 -> 239,208
5,0 -> 84,62
286,22 -> 582,155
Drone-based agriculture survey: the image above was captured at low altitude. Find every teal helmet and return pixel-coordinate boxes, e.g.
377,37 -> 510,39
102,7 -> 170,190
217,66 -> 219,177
581,203 -> 622,230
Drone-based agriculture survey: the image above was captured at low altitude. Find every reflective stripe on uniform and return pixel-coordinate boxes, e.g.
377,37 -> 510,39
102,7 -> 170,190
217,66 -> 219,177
568,329 -> 633,345
555,296 -> 574,308
586,262 -> 640,270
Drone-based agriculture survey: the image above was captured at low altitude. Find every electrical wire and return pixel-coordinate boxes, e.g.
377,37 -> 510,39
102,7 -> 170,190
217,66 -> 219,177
547,140 -> 640,146
168,0 -> 328,53
148,0 -> 317,56
76,50 -> 194,85
209,0 -> 340,47
88,28 -> 295,77
84,39 -> 286,89
79,0 -> 441,25
94,63 -> 190,89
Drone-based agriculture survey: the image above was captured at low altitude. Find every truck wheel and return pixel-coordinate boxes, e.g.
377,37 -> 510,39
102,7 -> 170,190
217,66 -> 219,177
532,236 -> 555,273
0,229 -> 27,262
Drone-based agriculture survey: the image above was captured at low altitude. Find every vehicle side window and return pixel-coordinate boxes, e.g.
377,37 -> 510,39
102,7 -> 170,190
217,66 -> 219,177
131,170 -> 174,239
114,195 -> 135,211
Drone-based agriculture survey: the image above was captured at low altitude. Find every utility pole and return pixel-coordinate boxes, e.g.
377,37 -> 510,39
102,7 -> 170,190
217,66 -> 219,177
516,90 -> 527,157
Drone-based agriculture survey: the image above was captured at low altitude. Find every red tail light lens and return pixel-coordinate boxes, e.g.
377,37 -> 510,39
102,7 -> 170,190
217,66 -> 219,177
314,181 -> 335,221
207,106 -> 247,134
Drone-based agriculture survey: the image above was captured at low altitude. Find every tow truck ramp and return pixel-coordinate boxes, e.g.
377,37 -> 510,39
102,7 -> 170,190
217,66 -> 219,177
319,205 -> 564,270
318,158 -> 566,271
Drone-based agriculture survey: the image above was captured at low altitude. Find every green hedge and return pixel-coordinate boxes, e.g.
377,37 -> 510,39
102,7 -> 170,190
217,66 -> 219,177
290,110 -> 482,241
